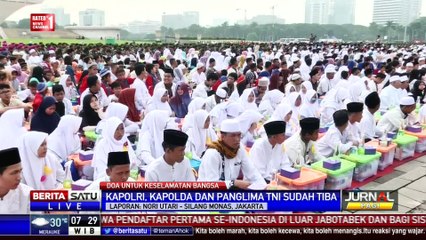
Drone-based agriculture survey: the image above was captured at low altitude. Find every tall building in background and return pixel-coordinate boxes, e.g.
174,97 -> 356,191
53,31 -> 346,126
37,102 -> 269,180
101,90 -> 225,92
373,0 -> 421,26
41,8 -> 70,26
305,0 -> 355,25
162,11 -> 199,29
79,9 -> 105,27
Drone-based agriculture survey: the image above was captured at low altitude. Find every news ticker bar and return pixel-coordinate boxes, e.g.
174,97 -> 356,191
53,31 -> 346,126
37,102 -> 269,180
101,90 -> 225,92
29,190 -> 399,212
1,215 -> 425,236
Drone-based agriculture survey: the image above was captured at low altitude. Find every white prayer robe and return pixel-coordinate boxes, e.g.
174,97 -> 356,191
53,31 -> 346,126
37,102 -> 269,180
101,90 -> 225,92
379,85 -> 400,111
192,81 -> 209,99
191,71 -> 206,85
131,77 -> 151,111
0,183 -> 32,214
145,157 -> 195,182
249,137 -> 291,181
376,108 -> 417,134
317,76 -> 339,95
198,145 -> 266,186
346,121 -> 362,145
284,133 -> 325,167
317,126 -> 353,157
360,109 -> 382,140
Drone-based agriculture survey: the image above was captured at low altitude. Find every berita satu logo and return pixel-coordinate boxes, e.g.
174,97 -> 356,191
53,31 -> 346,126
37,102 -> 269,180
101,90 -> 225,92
30,14 -> 55,32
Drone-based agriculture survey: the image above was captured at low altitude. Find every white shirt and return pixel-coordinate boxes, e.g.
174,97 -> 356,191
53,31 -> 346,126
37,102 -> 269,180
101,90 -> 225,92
154,81 -> 177,97
284,133 -> 325,167
346,121 -> 362,145
80,88 -> 110,109
191,71 -> 206,85
218,82 -> 239,101
192,81 -> 209,99
249,137 -> 291,181
63,98 -> 75,115
379,85 -> 400,111
360,108 -> 382,140
0,183 -> 32,214
367,80 -> 379,93
376,108 -> 417,134
317,76 -> 338,95
317,126 -> 353,157
205,95 -> 219,112
145,157 -> 195,182
198,145 -> 266,186
131,77 -> 151,111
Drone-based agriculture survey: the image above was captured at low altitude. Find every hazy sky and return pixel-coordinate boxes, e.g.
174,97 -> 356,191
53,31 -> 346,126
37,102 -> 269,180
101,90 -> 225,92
7,0 -> 426,27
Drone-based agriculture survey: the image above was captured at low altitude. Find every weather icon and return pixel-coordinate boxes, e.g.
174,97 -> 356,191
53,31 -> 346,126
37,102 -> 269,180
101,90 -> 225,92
31,218 -> 49,227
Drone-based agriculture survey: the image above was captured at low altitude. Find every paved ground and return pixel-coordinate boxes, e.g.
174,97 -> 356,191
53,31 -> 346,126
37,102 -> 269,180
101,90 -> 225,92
353,155 -> 426,213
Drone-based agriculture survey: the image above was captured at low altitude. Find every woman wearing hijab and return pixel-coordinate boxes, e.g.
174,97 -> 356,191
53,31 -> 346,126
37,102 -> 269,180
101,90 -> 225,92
238,88 -> 257,111
258,89 -> 285,118
299,89 -> 320,119
169,83 -> 192,118
96,102 -> 139,135
300,81 -> 313,104
209,101 -> 244,129
0,109 -> 26,150
91,117 -> 139,180
320,88 -> 350,126
118,88 -> 140,122
59,74 -> 79,101
284,92 -> 303,135
411,80 -> 426,104
181,97 -> 206,132
30,96 -> 60,134
174,64 -> 188,83
269,70 -> 285,93
136,110 -> 171,165
79,94 -> 103,131
18,131 -> 65,190
237,109 -> 264,148
185,109 -> 218,160
47,115 -> 82,163
259,103 -> 293,138
146,88 -> 173,116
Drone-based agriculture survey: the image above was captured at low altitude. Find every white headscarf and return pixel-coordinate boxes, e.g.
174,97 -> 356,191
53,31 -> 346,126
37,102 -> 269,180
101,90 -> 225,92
92,117 -> 138,179
238,88 -> 257,110
321,88 -> 350,110
19,131 -> 56,190
258,89 -> 285,117
300,81 -> 313,104
299,89 -> 320,118
147,88 -> 172,115
48,115 -> 82,161
237,109 -> 264,134
105,102 -> 129,120
139,110 -> 170,159
186,110 -> 210,158
0,109 -> 26,150
182,97 -> 206,132
285,92 -> 302,133
58,74 -> 73,99
270,103 -> 292,122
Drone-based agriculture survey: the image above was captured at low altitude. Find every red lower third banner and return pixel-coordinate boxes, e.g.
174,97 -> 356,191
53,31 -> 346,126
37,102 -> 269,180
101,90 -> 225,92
101,214 -> 426,227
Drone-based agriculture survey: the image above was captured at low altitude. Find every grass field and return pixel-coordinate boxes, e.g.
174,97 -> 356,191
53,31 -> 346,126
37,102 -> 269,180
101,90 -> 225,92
3,38 -> 153,45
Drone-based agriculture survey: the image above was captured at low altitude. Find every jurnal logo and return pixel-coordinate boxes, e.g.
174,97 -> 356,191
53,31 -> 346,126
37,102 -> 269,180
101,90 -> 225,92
342,190 -> 398,211
30,14 -> 55,32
